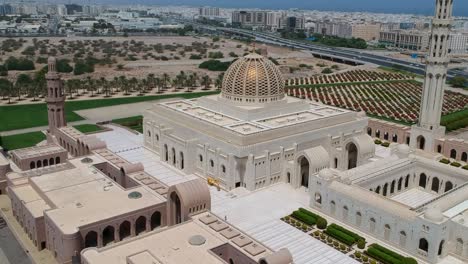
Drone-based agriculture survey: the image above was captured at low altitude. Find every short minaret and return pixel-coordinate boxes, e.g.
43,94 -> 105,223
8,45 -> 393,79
46,57 -> 66,134
410,0 -> 453,152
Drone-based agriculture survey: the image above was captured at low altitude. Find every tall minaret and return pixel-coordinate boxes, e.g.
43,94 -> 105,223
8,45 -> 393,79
410,0 -> 453,152
46,57 -> 66,134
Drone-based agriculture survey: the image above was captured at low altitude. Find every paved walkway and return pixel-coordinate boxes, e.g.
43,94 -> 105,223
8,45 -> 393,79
0,195 -> 57,264
0,120 -> 91,136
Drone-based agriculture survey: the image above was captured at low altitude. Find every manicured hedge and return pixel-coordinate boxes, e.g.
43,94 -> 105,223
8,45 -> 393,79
291,210 -> 317,226
325,228 -> 355,245
439,158 -> 450,164
324,224 -> 365,246
299,208 -> 321,219
366,244 -> 418,264
328,224 -> 364,242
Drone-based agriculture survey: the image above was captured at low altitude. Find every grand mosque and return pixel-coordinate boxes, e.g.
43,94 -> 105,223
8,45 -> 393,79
0,0 -> 467,264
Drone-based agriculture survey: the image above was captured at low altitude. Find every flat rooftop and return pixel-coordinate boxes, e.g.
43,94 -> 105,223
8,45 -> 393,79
391,188 -> 438,209
27,156 -> 165,234
11,144 -> 65,159
159,98 -> 351,135
59,126 -> 84,140
81,214 -> 270,264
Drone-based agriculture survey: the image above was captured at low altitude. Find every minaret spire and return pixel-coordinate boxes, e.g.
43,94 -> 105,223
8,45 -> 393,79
410,0 -> 454,151
46,57 -> 66,134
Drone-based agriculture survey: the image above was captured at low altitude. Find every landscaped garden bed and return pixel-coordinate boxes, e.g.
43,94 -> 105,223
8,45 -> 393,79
324,223 -> 366,246
365,243 -> 418,264
286,70 -> 468,130
311,230 -> 353,254
281,216 -> 313,233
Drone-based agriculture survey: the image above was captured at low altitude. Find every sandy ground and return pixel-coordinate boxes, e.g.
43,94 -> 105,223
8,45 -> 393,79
1,36 -> 351,82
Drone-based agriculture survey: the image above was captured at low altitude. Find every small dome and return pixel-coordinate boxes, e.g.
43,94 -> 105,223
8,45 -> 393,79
188,235 -> 206,246
319,168 -> 334,180
424,207 -> 444,222
221,53 -> 285,104
397,144 -> 410,155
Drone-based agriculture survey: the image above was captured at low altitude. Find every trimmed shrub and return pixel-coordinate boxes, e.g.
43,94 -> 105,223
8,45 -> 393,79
451,162 -> 461,167
381,142 -> 390,147
325,228 -> 355,246
355,251 -> 362,258
340,244 -> 346,251
462,165 -> 468,170
291,210 -> 317,226
357,239 -> 366,249
367,247 -> 401,264
299,208 -> 321,219
439,158 -> 450,164
328,224 -> 364,242
402,257 -> 418,264
316,217 -> 328,229
374,139 -> 382,145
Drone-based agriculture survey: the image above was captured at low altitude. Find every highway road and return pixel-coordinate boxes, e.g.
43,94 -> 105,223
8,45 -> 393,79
191,24 -> 468,79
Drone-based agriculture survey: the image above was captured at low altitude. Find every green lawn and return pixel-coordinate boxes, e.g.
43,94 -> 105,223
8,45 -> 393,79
0,91 -> 218,132
112,116 -> 143,133
441,108 -> 468,132
0,131 -> 46,151
73,124 -> 104,134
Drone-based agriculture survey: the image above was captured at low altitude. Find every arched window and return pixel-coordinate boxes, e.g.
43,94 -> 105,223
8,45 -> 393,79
199,154 -> 203,162
356,212 -> 362,226
367,127 -> 372,136
384,132 -> 389,140
392,134 -> 398,143
417,136 -> 425,150
135,216 -> 147,235
432,177 -> 440,193
30,161 -> 36,170
375,185 -> 381,194
330,201 -> 336,215
376,130 -> 380,138
43,159 -> 48,167
315,193 -> 322,204
151,211 -> 161,230
119,221 -> 131,240
179,152 -> 184,170
383,183 -> 388,196
369,218 -> 376,233
445,181 -> 453,192
102,226 -> 115,246
390,180 -> 396,194
342,206 -> 349,220
419,238 -> 429,252
84,231 -> 98,248
49,158 -> 54,165
437,145 -> 442,153
397,177 -> 403,191
147,130 -> 151,138
210,159 -> 214,168
164,145 -> 168,162
456,238 -> 464,255
405,174 -> 410,188
37,160 -> 42,168
399,231 -> 407,247
56,157 -> 60,164
221,165 -> 226,174
438,240 -> 445,256
450,149 -> 457,159
384,224 -> 391,240
462,152 -> 467,162
419,173 -> 427,188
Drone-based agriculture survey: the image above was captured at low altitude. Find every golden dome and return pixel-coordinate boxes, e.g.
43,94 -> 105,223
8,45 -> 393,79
221,53 -> 285,104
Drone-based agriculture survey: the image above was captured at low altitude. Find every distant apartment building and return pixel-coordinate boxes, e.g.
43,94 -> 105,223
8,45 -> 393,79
380,22 -> 400,32
199,7 -> 220,18
279,16 -> 305,31
65,4 -> 82,15
0,4 -> 12,16
232,10 -> 302,31
312,21 -> 378,41
379,30 -> 429,51
448,33 -> 468,55
232,11 -> 268,28
351,23 -> 381,41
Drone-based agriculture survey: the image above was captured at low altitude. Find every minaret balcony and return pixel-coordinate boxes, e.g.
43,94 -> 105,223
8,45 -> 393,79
45,96 -> 66,103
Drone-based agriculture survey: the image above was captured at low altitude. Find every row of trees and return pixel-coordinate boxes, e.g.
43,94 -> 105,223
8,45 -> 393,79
0,71 -> 224,104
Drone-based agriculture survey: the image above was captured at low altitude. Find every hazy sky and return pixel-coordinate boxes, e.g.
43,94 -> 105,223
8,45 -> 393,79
93,0 -> 468,16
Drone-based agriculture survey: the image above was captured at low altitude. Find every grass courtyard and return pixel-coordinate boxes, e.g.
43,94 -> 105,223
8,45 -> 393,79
112,116 -> 143,133
73,124 -> 104,134
0,131 -> 46,151
0,91 -> 218,132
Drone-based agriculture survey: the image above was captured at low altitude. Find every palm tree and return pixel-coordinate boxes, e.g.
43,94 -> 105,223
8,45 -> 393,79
155,77 -> 162,93
201,75 -> 211,90
215,73 -> 224,90
147,73 -> 155,92
162,73 -> 170,89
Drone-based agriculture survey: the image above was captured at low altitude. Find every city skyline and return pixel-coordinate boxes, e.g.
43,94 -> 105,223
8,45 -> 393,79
32,0 -> 468,17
